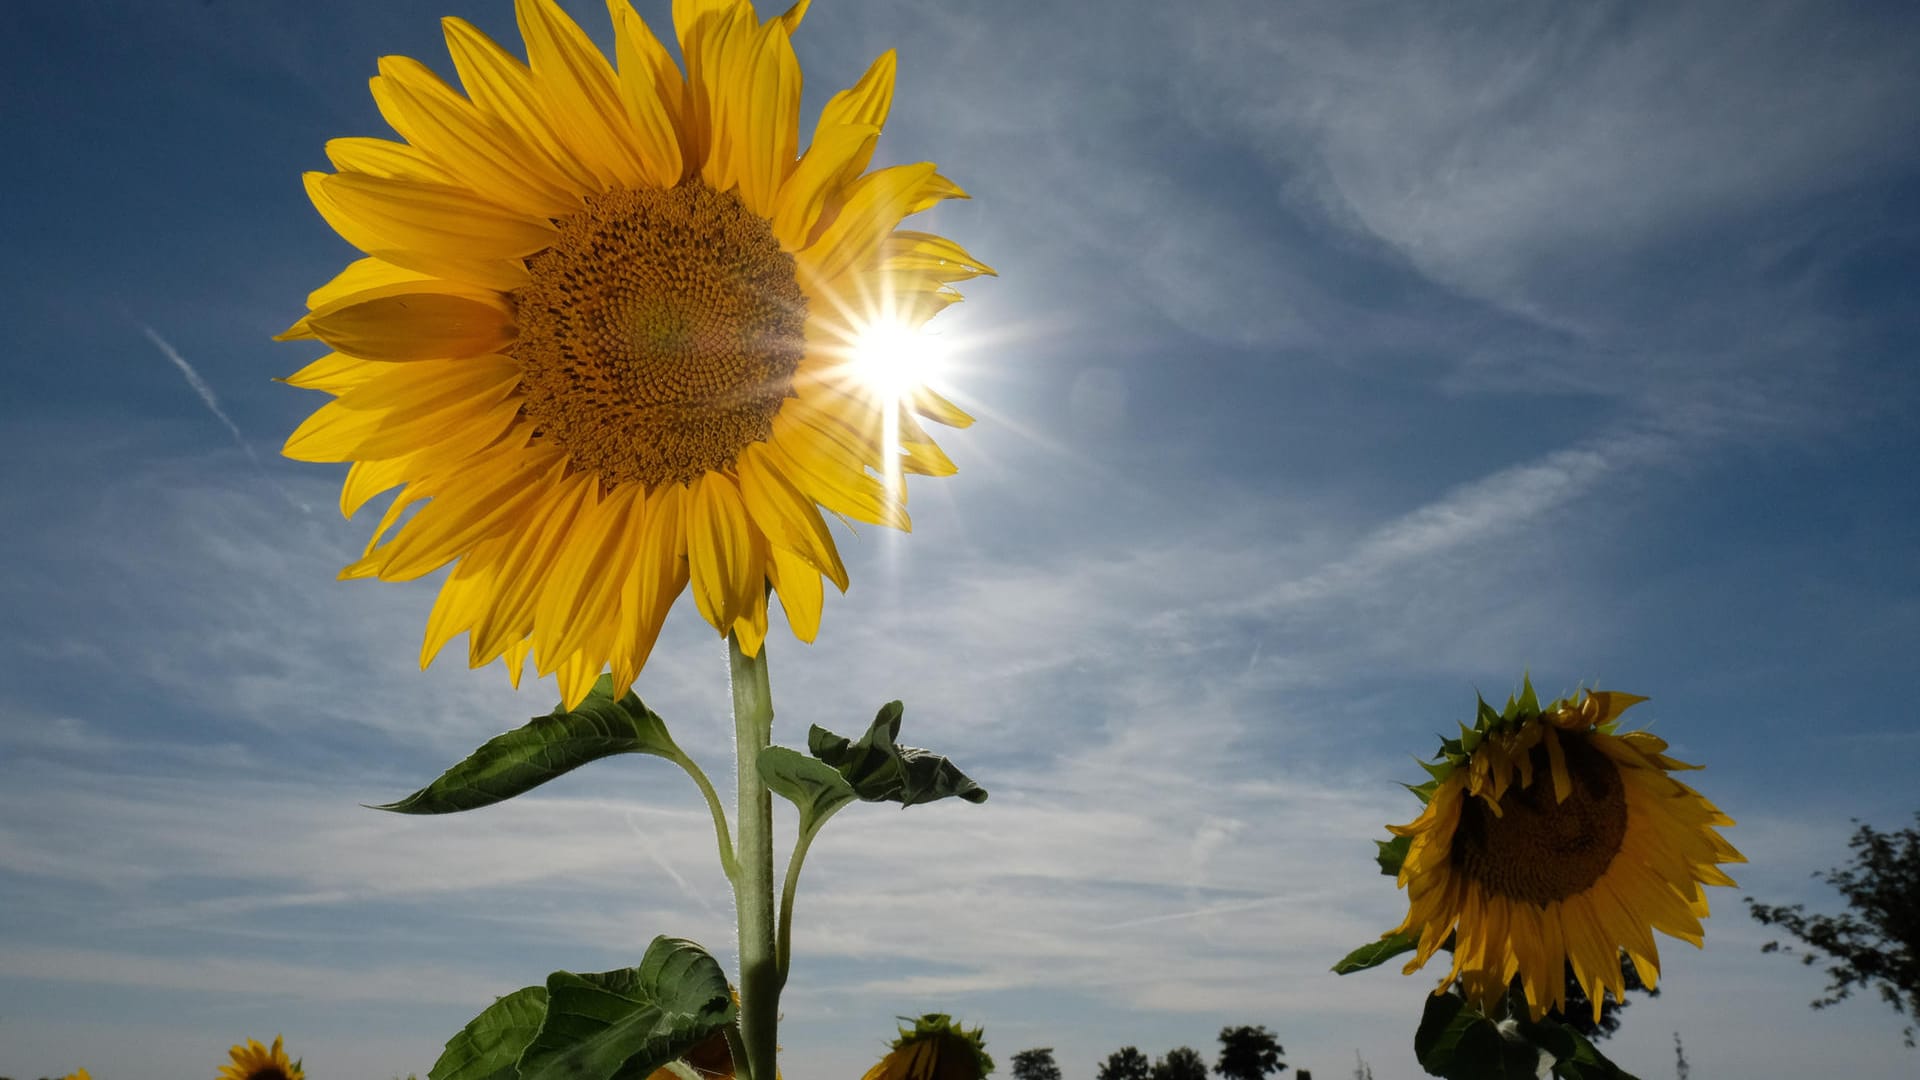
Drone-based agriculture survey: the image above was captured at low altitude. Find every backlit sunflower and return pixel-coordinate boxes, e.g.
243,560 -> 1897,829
1387,684 -> 1744,1021
280,0 -> 989,707
218,1035 -> 304,1080
862,1014 -> 994,1080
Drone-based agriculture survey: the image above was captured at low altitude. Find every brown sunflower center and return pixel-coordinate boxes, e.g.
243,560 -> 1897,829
1450,732 -> 1629,906
244,1069 -> 291,1080
512,180 -> 808,487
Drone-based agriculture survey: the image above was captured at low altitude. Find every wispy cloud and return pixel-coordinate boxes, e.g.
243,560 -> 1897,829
137,322 -> 311,513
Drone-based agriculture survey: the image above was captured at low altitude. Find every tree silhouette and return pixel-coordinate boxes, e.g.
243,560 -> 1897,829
1151,1047 -> 1208,1080
1097,1047 -> 1152,1080
1747,811 -> 1920,1047
1012,1049 -> 1062,1080
1213,1025 -> 1286,1080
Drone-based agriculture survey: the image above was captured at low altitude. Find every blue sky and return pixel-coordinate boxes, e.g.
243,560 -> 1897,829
3,0 -> 1918,1077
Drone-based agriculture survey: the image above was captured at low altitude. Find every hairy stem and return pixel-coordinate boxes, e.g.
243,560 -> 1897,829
729,634 -> 777,1080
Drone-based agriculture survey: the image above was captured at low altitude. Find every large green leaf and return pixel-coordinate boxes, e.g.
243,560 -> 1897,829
518,936 -> 736,1080
428,985 -> 547,1080
807,702 -> 988,808
1549,1028 -> 1642,1080
374,675 -> 681,814
759,745 -> 858,827
1331,930 -> 1418,975
1413,992 -> 1541,1079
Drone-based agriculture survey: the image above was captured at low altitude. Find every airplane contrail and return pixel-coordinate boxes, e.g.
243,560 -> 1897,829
139,322 -> 311,514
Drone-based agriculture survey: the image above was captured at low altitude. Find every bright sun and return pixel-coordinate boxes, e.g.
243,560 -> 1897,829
847,319 -> 946,402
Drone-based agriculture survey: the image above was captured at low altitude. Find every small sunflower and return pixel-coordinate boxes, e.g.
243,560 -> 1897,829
1387,683 -> 1744,1021
60,1070 -> 91,1080
280,0 -> 988,707
218,1035 -> 304,1080
862,1014 -> 994,1080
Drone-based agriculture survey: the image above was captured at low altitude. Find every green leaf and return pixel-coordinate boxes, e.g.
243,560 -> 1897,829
374,675 -> 682,814
1375,834 -> 1412,877
519,936 -> 737,1080
1331,930 -> 1418,975
808,702 -> 989,808
1550,1028 -> 1642,1080
428,985 -> 548,1080
1413,993 -> 1539,1079
758,745 -> 858,828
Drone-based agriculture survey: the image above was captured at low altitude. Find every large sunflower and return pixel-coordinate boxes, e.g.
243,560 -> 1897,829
1387,686 -> 1744,1021
280,0 -> 988,707
218,1035 -> 304,1080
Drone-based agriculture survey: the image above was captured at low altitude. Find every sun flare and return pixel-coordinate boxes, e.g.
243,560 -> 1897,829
847,319 -> 949,405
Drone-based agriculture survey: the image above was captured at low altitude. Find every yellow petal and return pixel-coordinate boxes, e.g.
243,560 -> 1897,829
775,0 -> 810,34
798,162 -> 936,283
301,287 -> 517,361
904,170 -> 970,214
738,442 -> 848,588
372,55 -> 581,217
282,355 -> 522,462
730,19 -> 801,217
881,230 -> 996,281
325,136 -> 458,184
515,0 -> 651,188
542,484 -> 646,664
610,482 -> 689,691
304,172 -> 539,291
687,471 -> 756,631
357,444 -> 565,580
279,352 -> 383,396
768,544 -> 825,639
442,15 -> 599,191
817,49 -> 895,142
772,121 -> 877,249
303,257 -> 437,314
609,0 -> 688,187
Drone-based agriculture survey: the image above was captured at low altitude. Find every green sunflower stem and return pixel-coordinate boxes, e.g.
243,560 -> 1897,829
728,633 -> 778,1080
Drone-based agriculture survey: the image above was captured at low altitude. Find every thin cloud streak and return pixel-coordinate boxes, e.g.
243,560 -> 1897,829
137,321 -> 311,514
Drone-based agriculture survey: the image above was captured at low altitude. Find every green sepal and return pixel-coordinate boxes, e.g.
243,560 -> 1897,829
1331,929 -> 1418,975
1413,993 -> 1541,1079
373,675 -> 682,814
518,936 -> 736,1080
1456,721 -> 1482,753
1415,757 -> 1452,783
1375,834 -> 1412,876
1475,694 -> 1501,730
759,745 -> 858,830
428,985 -> 548,1080
1401,777 -> 1442,804
808,702 -> 989,807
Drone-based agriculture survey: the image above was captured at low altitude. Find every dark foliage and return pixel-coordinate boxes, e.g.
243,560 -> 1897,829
1747,812 -> 1920,1047
1151,1046 -> 1208,1080
1097,1047 -> 1153,1080
1012,1048 -> 1062,1080
1214,1025 -> 1287,1080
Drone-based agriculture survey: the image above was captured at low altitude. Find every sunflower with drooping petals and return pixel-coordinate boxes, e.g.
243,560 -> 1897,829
862,1014 -> 994,1080
218,1035 -> 304,1080
1386,683 -> 1744,1022
280,0 -> 990,707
